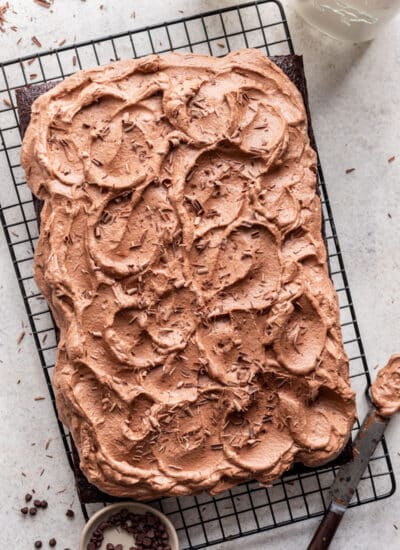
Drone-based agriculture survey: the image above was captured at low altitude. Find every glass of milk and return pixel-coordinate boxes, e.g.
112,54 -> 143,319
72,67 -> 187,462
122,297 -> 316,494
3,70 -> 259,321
293,0 -> 400,41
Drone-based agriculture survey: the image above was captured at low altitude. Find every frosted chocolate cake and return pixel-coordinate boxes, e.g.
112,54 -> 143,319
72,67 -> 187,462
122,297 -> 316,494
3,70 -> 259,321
20,50 -> 355,499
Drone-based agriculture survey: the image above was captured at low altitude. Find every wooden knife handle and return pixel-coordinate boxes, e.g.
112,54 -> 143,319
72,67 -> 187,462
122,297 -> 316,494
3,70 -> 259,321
307,510 -> 344,550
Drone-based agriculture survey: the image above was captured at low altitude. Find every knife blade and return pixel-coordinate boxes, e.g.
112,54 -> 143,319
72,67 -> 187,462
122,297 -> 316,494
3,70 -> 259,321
307,407 -> 390,550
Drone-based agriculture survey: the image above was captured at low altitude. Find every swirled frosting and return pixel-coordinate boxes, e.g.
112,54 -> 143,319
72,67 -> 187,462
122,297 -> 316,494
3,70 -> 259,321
21,50 -> 355,499
371,355 -> 400,417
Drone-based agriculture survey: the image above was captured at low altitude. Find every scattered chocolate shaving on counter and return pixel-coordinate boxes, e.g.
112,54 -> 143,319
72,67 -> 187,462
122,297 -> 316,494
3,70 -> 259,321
40,468 -> 45,476
17,36 -> 22,44
31,35 -> 42,48
388,213 -> 392,219
34,0 -> 51,8
34,396 -> 45,401
17,330 -> 25,345
17,379 -> 21,384
10,24 -> 16,31
217,42 -> 225,48
131,10 -> 135,18
394,524 -> 398,530
3,97 -> 11,107
59,38 -> 66,46
388,156 -> 396,163
45,438 -> 52,449
345,168 -> 355,174
30,73 -> 38,80
28,58 -> 36,65
65,508 -> 75,518
21,472 -> 26,477
72,55 -> 76,66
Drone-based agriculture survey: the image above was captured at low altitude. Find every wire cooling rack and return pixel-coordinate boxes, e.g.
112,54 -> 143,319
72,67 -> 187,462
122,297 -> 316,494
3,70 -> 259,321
0,1 -> 395,548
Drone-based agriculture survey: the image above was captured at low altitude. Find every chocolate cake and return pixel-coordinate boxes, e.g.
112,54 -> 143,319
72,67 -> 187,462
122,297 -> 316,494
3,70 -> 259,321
18,50 -> 355,501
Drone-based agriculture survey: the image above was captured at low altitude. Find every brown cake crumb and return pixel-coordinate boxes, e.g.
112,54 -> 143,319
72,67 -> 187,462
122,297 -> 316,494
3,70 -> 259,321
345,168 -> 355,174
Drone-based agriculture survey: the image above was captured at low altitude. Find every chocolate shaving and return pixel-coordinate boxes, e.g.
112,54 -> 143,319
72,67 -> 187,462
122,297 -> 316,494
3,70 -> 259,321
31,35 -> 42,48
34,0 -> 51,8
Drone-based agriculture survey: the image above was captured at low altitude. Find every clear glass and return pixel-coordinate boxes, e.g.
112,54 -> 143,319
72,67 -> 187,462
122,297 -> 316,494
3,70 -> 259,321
293,0 -> 400,42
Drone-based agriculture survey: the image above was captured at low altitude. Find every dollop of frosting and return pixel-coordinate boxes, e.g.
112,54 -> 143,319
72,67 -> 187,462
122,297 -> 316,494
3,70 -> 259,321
371,355 -> 400,417
21,50 -> 355,499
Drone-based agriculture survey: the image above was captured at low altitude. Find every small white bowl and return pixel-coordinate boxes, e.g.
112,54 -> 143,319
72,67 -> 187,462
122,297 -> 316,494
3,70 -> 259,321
79,501 -> 180,550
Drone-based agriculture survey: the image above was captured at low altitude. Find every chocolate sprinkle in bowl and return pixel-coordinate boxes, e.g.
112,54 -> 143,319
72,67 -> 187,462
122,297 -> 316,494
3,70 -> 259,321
79,502 -> 179,550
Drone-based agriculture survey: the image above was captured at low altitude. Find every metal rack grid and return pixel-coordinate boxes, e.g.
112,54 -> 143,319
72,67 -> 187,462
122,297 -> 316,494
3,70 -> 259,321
0,1 -> 395,548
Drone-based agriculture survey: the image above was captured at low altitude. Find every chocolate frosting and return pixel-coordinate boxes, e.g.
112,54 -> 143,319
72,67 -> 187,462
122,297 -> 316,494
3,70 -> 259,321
21,50 -> 355,499
371,355 -> 400,417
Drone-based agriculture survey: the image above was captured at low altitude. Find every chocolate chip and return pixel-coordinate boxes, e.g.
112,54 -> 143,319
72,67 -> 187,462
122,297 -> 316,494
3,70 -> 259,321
29,507 -> 37,516
34,542 -> 42,549
25,493 -> 33,502
143,538 -> 151,547
86,543 -> 96,550
49,539 -> 56,547
66,509 -> 74,518
105,544 -> 114,550
34,499 -> 42,507
41,500 -> 48,509
21,506 -> 29,514
115,545 -> 123,550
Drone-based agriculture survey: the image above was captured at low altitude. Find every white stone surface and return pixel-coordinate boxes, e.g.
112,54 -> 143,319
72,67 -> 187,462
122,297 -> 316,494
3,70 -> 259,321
0,0 -> 399,548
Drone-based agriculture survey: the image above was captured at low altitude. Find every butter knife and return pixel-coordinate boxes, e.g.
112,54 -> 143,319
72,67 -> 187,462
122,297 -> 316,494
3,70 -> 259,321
307,406 -> 390,550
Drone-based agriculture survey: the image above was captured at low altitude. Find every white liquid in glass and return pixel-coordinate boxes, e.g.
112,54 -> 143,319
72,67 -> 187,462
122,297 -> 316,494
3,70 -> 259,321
293,0 -> 400,41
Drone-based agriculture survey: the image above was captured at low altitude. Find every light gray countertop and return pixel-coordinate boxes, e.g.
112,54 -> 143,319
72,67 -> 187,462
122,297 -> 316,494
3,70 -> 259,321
0,1 -> 399,548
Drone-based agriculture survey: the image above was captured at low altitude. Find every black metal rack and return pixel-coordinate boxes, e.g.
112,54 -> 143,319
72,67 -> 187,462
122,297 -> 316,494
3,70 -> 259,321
0,1 -> 395,548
